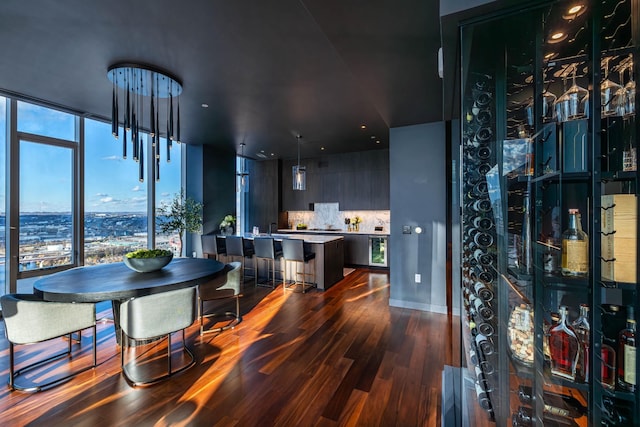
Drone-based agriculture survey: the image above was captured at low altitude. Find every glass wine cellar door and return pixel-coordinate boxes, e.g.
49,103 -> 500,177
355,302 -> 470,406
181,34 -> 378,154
459,0 -> 639,425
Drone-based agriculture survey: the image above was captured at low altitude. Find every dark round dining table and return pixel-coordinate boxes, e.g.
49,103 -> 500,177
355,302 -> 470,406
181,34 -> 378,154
34,257 -> 225,303
34,257 -> 225,345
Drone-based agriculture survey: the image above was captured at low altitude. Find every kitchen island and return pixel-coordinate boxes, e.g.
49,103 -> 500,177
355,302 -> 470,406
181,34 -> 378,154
220,233 -> 344,290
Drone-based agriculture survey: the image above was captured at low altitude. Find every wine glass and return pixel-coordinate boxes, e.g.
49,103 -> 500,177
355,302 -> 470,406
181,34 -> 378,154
601,57 -> 621,117
558,64 -> 588,121
613,66 -> 628,116
624,58 -> 636,117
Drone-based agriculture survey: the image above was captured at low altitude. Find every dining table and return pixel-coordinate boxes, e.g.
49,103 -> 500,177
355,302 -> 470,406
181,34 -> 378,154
34,257 -> 226,344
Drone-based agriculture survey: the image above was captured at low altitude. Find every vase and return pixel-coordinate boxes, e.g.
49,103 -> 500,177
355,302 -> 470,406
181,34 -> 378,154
354,224 -> 359,232
223,226 -> 234,235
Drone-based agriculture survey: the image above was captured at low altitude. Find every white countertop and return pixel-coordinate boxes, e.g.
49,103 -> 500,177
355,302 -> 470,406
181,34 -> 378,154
277,229 -> 390,236
219,233 -> 344,244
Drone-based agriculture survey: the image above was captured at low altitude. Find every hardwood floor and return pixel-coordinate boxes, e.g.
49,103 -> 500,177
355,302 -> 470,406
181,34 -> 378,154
0,269 -> 460,426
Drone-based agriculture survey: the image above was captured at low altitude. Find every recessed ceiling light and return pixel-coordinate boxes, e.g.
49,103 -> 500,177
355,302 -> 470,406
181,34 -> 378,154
260,150 -> 265,153
563,4 -> 586,20
270,153 -> 275,156
370,135 -> 376,139
376,140 -> 381,144
321,147 -> 325,150
201,103 -> 209,108
548,31 -> 567,43
568,5 -> 583,14
360,125 -> 367,129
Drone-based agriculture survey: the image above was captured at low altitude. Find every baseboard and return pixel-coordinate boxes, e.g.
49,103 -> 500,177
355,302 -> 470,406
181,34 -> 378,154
388,298 -> 448,314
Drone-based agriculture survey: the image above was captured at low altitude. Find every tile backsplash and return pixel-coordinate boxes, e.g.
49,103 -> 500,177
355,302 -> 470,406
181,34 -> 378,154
287,203 -> 390,233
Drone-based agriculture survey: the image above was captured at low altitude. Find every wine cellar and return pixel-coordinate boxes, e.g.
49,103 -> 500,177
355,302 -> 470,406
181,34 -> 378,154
458,0 -> 640,425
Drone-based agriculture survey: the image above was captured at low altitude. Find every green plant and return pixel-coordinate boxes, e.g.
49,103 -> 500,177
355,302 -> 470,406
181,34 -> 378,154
157,191 -> 203,255
126,249 -> 172,259
220,214 -> 236,229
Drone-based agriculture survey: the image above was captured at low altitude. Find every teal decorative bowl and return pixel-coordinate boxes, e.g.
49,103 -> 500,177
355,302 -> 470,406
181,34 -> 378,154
123,254 -> 173,273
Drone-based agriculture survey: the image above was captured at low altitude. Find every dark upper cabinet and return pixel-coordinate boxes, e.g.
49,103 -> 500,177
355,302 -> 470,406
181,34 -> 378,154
281,149 -> 389,211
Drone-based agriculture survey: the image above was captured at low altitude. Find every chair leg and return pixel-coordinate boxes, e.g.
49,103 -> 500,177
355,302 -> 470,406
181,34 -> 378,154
8,327 -> 97,392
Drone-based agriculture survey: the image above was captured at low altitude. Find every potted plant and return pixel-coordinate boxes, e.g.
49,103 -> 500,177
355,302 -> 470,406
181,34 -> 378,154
220,214 -> 236,235
157,191 -> 203,256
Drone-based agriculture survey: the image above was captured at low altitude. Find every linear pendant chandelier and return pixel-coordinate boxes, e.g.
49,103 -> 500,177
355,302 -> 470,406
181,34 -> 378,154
293,134 -> 306,191
107,63 -> 183,182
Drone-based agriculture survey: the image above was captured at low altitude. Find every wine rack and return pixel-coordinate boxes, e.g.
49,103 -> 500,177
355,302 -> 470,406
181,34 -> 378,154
458,0 -> 640,425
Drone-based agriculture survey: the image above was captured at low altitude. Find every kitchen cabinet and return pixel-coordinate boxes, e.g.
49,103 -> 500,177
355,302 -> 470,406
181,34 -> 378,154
281,150 -> 390,211
343,234 -> 369,266
457,1 -> 640,425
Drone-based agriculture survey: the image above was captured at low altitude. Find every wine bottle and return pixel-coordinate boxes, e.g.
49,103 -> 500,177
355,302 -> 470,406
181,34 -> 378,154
476,333 -> 494,356
475,382 -> 492,411
617,306 -> 636,392
549,306 -> 580,381
473,281 -> 494,302
517,385 -> 587,419
520,191 -> 533,274
561,209 -> 589,277
473,297 -> 494,321
571,304 -> 590,383
512,406 -> 579,427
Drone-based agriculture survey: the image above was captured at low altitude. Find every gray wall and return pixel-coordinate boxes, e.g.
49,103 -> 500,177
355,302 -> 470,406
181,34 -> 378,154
247,158 -> 281,233
389,122 -> 447,313
186,144 -> 236,257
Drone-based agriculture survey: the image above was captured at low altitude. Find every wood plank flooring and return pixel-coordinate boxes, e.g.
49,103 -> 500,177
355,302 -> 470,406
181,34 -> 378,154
0,269 -> 461,426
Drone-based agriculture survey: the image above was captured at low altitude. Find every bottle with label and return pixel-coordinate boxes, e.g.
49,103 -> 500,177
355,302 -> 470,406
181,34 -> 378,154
561,209 -> 589,277
549,306 -> 580,381
521,191 -> 533,274
572,304 -> 590,383
617,306 -> 636,392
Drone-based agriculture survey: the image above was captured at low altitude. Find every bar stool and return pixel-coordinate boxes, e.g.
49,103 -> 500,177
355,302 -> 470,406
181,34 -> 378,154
225,236 -> 255,283
201,234 -> 227,262
253,237 -> 283,288
281,238 -> 315,293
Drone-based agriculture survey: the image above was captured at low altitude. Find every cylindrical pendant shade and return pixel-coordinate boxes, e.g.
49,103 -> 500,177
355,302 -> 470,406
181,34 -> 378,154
293,165 -> 306,191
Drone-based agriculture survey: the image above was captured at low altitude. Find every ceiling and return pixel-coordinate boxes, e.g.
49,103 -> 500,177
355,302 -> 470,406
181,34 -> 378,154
0,0 -> 443,160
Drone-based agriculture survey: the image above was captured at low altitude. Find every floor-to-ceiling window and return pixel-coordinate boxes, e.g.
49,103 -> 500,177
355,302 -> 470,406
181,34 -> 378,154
155,137 -> 182,254
84,118 -> 149,265
0,97 -> 184,296
16,102 -> 77,279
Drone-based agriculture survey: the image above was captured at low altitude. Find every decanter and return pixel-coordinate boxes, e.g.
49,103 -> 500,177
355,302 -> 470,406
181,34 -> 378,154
549,306 -> 580,381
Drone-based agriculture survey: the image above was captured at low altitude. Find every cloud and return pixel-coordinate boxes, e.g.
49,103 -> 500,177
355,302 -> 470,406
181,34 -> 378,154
161,192 -> 170,197
102,155 -> 121,161
100,196 -> 114,203
96,192 -> 109,197
131,185 -> 141,192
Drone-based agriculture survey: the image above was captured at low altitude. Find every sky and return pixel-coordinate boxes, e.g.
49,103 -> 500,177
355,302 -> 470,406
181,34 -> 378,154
0,99 -> 181,213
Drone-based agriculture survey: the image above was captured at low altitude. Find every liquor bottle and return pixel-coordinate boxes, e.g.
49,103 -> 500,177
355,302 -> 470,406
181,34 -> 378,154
602,395 -> 632,426
601,343 -> 616,390
517,385 -> 587,419
561,209 -> 589,277
549,306 -> 580,381
617,306 -> 636,392
571,304 -> 590,382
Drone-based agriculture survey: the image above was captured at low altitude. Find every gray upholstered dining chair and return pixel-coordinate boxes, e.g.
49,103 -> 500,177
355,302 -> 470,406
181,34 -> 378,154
281,239 -> 316,293
198,261 -> 242,335
119,286 -> 197,386
0,293 -> 97,392
201,234 -> 227,262
253,237 -> 283,288
225,236 -> 255,282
